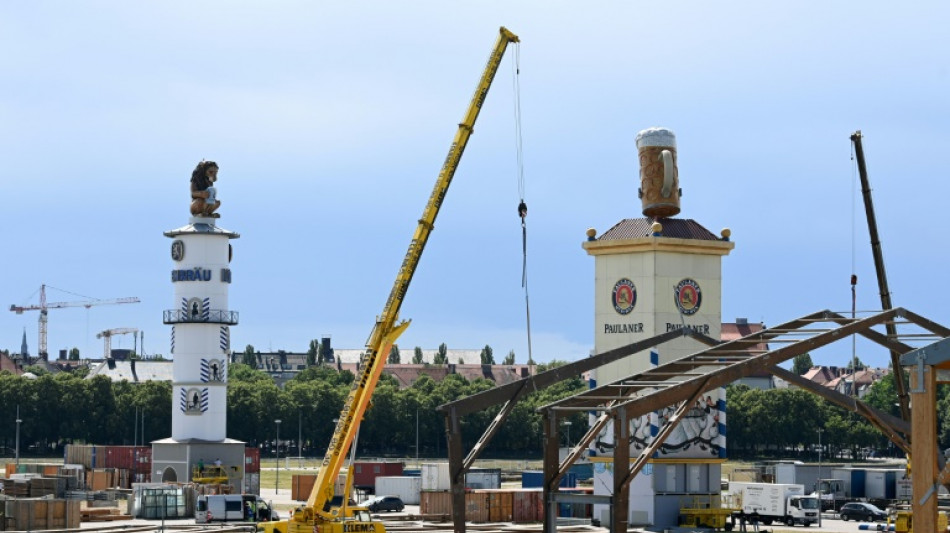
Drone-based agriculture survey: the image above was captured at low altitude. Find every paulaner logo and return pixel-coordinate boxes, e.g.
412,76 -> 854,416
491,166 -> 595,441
612,278 -> 637,315
674,278 -> 701,315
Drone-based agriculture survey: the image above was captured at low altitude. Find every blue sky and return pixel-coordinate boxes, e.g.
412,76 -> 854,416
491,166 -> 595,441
2,2 -> 948,369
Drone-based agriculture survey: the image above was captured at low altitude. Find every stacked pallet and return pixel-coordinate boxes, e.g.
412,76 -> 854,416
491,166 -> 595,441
3,499 -> 81,530
80,507 -> 132,522
29,478 -> 67,498
2,480 -> 30,497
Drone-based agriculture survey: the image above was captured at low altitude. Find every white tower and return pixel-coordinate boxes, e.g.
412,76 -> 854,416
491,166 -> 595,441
583,127 -> 734,528
164,219 -> 238,440
152,162 -> 247,490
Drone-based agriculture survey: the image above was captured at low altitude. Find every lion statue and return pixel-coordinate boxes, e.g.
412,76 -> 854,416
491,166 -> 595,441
190,160 -> 221,217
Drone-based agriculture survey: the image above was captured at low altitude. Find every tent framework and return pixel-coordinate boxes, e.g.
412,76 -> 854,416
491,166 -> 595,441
439,307 -> 949,533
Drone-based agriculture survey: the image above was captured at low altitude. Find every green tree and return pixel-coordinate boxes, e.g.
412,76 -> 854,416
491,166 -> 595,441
846,357 -> 866,372
242,344 -> 257,367
503,350 -> 515,365
412,347 -> 424,364
229,363 -> 273,383
480,345 -> 494,365
68,347 -> 80,361
388,344 -> 401,364
792,353 -> 814,375
433,343 -> 448,365
307,339 -> 319,366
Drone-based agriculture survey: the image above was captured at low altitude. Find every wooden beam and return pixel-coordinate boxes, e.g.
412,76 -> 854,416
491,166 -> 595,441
910,367 -> 938,533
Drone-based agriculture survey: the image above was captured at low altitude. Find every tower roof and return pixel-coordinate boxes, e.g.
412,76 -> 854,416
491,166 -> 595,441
598,218 -> 720,241
583,217 -> 733,257
164,219 -> 240,239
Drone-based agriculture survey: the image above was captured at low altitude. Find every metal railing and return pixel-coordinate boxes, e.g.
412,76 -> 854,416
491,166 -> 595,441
163,309 -> 239,325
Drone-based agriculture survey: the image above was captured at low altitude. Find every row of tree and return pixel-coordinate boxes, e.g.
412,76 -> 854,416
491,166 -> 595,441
1,363 -> 947,459
727,371 -> 950,459
243,342 -> 529,368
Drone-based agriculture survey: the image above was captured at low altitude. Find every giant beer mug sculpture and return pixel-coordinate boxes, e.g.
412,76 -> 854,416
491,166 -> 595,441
636,127 -> 681,218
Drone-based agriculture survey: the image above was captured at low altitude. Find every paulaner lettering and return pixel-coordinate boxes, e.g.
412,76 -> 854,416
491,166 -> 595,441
666,323 -> 710,335
604,323 -> 644,334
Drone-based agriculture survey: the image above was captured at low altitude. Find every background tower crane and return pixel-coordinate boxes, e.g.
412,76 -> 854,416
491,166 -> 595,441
9,284 -> 141,358
96,328 -> 140,359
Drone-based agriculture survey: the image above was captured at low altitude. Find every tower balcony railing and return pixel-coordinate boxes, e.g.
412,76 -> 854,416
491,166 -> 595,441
163,309 -> 239,325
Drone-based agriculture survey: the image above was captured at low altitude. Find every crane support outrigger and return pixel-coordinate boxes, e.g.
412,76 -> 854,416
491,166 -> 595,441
261,26 -> 519,533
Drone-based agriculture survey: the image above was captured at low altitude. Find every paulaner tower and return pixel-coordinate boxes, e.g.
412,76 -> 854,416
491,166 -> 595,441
583,128 -> 734,527
151,161 -> 246,491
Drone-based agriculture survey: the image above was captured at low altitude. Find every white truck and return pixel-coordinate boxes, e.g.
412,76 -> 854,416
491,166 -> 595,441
729,482 -> 820,527
195,494 -> 279,523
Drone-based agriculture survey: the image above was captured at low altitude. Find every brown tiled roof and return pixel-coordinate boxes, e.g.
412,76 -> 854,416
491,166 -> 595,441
0,352 -> 23,375
721,321 -> 770,377
598,218 -> 720,241
803,366 -> 837,385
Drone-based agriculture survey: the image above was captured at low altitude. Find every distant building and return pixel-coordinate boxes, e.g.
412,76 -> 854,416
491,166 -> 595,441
87,348 -> 535,389
0,351 -> 24,376
797,365 -> 889,399
722,319 -> 776,389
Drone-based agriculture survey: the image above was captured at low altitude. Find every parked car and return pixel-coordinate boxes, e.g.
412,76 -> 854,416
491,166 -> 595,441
361,495 -> 404,513
839,502 -> 886,522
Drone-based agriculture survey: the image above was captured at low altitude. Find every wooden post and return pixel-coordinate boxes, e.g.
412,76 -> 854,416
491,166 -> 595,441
910,367 -> 937,533
445,408 -> 467,533
542,410 -> 561,533
613,409 -> 630,533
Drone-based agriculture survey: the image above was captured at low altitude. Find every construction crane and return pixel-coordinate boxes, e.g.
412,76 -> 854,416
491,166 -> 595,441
260,26 -> 520,533
10,285 -> 141,358
96,328 -> 139,359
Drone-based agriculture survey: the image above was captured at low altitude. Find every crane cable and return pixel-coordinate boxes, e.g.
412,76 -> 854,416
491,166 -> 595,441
512,42 -> 533,364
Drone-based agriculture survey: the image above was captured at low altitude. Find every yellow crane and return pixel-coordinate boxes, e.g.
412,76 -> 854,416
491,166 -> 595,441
260,26 -> 519,533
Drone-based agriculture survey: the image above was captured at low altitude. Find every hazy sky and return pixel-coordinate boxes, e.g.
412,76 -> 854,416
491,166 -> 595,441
2,2 -> 948,369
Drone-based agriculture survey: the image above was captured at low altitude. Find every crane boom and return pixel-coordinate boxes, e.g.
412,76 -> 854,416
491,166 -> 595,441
300,26 -> 520,528
850,131 -> 909,421
97,328 -> 140,359
10,285 -> 141,357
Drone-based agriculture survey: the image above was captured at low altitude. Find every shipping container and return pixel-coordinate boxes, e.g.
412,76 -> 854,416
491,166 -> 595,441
245,447 -> 261,473
421,463 -> 451,491
244,472 -> 261,495
465,468 -> 501,490
100,446 -> 151,471
485,490 -> 513,522
865,469 -> 900,501
375,476 -> 421,504
352,461 -> 403,493
512,489 -> 543,523
290,472 -> 348,502
420,489 -> 543,523
521,470 -> 576,488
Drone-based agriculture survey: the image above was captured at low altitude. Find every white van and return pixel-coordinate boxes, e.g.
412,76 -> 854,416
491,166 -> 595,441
195,494 -> 279,523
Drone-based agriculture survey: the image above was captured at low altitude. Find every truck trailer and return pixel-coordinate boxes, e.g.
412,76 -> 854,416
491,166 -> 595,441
729,482 -> 820,527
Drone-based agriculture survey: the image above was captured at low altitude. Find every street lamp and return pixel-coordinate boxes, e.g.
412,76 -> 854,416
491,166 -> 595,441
817,428 -> 823,526
275,419 -> 282,495
15,405 -> 22,466
563,420 -> 572,448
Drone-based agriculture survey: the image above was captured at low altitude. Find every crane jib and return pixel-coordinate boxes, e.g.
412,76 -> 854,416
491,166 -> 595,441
300,27 -> 520,528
